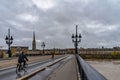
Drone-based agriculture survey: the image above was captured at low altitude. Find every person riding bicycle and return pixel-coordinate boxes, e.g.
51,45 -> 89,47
18,51 -> 28,72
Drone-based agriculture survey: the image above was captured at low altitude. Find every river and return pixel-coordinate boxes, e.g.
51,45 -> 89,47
87,60 -> 120,80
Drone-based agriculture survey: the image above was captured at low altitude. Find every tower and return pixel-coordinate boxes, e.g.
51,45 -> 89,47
32,32 -> 36,50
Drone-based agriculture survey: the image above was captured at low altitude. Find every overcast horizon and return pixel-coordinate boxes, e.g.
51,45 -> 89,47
0,0 -> 120,49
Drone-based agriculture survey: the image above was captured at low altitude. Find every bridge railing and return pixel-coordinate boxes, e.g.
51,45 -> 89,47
76,54 -> 107,80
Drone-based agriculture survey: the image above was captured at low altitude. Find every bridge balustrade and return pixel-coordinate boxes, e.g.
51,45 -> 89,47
76,54 -> 107,80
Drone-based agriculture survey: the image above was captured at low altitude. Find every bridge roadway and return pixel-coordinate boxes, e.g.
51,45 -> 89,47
0,55 -> 78,80
47,55 -> 78,80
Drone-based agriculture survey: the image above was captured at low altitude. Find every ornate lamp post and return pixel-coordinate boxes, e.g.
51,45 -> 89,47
5,28 -> 13,57
41,42 -> 45,54
72,25 -> 82,54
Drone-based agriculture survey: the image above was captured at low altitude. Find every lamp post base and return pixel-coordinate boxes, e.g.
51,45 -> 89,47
8,50 -> 12,57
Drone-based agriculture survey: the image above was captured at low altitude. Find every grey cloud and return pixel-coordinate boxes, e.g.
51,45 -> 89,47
0,0 -> 120,49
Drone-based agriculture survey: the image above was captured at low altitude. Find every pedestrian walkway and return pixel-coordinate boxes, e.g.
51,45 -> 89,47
48,55 -> 78,80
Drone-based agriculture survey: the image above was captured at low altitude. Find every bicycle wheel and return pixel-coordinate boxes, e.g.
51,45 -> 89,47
23,63 -> 28,72
16,63 -> 20,74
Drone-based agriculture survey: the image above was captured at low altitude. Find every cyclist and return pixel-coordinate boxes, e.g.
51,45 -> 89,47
18,51 -> 28,72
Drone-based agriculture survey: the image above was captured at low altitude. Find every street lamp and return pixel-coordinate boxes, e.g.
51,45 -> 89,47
41,42 -> 45,54
72,25 -> 82,54
5,28 -> 13,57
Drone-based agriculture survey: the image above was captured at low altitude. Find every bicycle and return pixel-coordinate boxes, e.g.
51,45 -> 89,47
16,62 -> 28,75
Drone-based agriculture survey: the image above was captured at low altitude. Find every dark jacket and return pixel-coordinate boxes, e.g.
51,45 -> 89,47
18,52 -> 28,63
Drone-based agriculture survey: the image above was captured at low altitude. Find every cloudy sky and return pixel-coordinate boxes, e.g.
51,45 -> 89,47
0,0 -> 120,49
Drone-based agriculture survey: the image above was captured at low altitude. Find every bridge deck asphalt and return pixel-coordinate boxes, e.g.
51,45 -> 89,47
48,55 -> 79,80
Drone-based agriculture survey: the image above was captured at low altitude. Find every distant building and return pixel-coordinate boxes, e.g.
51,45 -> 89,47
0,49 -> 7,58
11,46 -> 28,56
32,32 -> 36,51
27,49 -> 40,56
42,48 -> 67,55
78,48 -> 119,55
67,48 -> 75,54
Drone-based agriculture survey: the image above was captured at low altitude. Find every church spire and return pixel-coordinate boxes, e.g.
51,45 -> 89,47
32,32 -> 36,50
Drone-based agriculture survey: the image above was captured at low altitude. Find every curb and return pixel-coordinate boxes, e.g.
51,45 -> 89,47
17,56 -> 68,80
